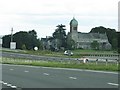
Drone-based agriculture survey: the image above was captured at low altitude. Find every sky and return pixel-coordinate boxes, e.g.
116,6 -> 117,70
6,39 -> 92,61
0,0 -> 119,38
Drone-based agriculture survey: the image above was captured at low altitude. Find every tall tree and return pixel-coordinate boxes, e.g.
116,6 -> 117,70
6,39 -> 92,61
66,34 -> 75,50
28,29 -> 37,38
117,32 -> 120,53
52,24 -> 67,49
3,30 -> 41,50
2,35 -> 11,48
90,26 -> 117,49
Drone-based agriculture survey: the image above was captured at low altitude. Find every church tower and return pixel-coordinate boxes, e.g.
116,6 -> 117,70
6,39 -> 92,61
70,17 -> 78,32
69,17 -> 78,45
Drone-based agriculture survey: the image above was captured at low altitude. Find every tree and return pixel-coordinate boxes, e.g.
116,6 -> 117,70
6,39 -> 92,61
112,38 -> 118,50
28,29 -> 37,38
91,40 -> 99,50
2,30 -> 41,50
13,31 -> 29,49
2,35 -> 11,48
21,44 -> 26,50
66,34 -> 75,50
90,26 -> 117,49
117,32 -> 120,53
52,24 -> 67,50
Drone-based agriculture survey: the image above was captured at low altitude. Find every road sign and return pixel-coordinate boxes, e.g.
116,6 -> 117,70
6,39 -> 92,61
10,42 -> 16,49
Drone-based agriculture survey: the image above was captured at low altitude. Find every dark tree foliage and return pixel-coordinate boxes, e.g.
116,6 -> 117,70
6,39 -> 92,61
2,30 -> 41,50
117,32 -> 120,53
90,26 -> 117,49
53,24 -> 67,49
66,34 -> 75,50
13,31 -> 29,49
2,35 -> 11,48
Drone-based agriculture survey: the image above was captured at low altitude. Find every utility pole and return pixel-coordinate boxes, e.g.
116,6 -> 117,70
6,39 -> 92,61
11,27 -> 13,42
10,27 -> 16,50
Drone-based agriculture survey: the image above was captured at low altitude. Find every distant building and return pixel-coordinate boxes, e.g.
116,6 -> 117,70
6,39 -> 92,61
41,36 -> 59,51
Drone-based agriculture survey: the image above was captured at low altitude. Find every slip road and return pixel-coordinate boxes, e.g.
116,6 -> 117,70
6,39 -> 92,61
2,64 -> 118,88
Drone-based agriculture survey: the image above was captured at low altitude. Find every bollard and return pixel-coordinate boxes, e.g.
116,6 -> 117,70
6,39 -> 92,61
96,59 -> 98,65
106,59 -> 108,66
77,59 -> 80,64
116,59 -> 119,66
83,58 -> 86,64
86,58 -> 88,64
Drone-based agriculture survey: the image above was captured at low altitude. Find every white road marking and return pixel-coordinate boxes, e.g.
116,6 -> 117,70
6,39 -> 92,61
0,80 -> 17,88
108,83 -> 119,86
43,73 -> 49,76
10,55 -> 14,56
0,81 -> 3,83
69,77 -> 77,80
10,69 -> 14,70
11,86 -> 17,88
3,82 -> 8,85
24,70 -> 29,72
7,84 -> 12,87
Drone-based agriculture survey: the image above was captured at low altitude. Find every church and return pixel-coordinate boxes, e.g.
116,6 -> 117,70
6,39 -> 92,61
67,17 -> 111,50
41,18 -> 111,50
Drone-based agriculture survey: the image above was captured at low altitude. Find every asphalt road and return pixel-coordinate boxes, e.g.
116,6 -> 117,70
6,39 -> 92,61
1,64 -> 119,88
2,52 -> 73,61
2,52 -> 118,63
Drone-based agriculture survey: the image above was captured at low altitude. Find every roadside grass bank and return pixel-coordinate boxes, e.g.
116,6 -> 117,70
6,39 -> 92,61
2,48 -> 118,58
0,57 -> 119,72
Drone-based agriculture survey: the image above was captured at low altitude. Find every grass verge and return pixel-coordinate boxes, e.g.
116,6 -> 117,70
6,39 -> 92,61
0,57 -> 119,72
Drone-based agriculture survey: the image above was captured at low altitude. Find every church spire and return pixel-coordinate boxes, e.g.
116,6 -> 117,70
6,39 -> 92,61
70,17 -> 78,32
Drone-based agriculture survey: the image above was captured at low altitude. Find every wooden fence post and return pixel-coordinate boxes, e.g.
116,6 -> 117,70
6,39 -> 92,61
96,59 -> 98,65
106,59 -> 108,66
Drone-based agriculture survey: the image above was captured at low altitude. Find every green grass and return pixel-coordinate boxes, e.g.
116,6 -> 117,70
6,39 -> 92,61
1,57 -> 119,72
2,48 -> 117,59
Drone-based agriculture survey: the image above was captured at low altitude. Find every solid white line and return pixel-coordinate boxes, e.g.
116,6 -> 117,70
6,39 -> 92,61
40,66 -> 118,74
108,83 -> 119,86
24,70 -> 29,72
43,73 -> 49,76
3,64 -> 118,74
69,77 -> 77,80
10,69 -> 14,70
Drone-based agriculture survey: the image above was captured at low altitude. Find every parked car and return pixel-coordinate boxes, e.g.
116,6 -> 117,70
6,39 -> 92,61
64,50 -> 73,56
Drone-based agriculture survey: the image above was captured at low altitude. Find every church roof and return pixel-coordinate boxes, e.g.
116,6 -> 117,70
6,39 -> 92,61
78,33 -> 107,39
70,17 -> 78,26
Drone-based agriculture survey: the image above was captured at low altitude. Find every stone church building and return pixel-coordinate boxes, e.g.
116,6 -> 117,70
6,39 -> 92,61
41,18 -> 111,50
68,17 -> 111,50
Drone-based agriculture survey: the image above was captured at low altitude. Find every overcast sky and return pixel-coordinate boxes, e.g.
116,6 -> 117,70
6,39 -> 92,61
0,0 -> 119,38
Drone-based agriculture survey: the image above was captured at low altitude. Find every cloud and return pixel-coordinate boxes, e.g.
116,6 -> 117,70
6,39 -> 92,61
0,0 -> 118,38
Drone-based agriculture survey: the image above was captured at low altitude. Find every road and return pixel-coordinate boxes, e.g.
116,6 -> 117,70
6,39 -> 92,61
2,52 -> 118,63
1,64 -> 118,88
2,52 -> 73,61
